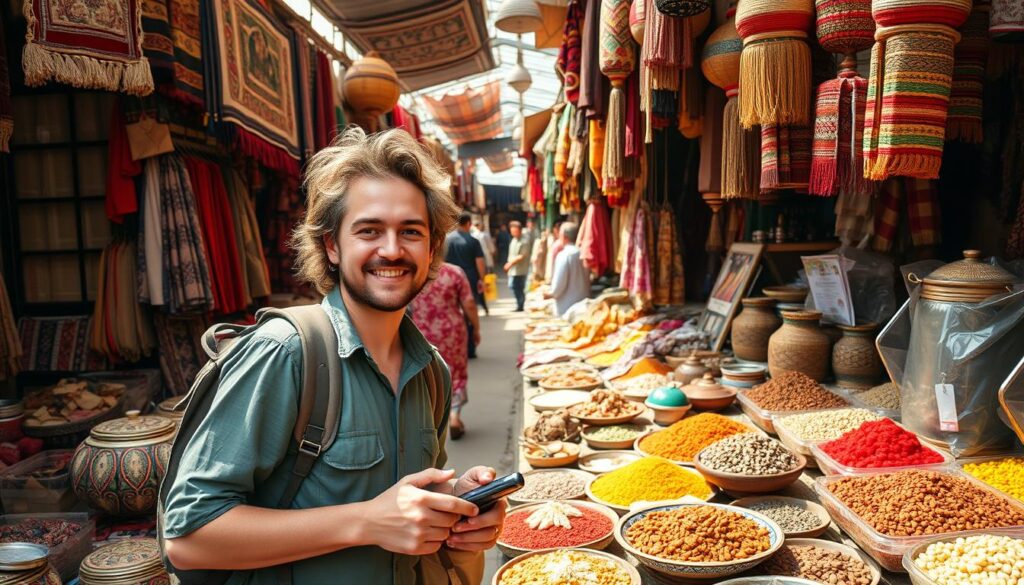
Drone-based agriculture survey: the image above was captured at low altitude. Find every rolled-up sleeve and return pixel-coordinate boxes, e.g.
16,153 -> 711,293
162,325 -> 301,538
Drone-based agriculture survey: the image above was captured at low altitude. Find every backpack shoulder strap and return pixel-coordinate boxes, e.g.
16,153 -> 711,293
254,305 -> 341,508
424,352 -> 448,436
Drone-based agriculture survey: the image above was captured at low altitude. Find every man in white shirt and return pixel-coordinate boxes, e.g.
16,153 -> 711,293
471,222 -> 495,274
545,223 -> 590,317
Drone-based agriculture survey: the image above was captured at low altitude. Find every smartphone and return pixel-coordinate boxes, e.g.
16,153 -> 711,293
458,472 -> 525,514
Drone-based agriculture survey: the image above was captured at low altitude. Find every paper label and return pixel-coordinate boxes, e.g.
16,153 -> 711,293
935,384 -> 959,432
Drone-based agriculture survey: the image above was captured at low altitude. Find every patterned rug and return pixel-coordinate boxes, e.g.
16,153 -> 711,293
210,0 -> 299,172
140,0 -> 174,82
18,316 -> 108,372
22,0 -> 154,95
153,313 -> 207,395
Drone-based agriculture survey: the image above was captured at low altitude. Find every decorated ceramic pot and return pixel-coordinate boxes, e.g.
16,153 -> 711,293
832,323 -> 883,389
674,355 -> 710,385
768,311 -> 830,381
79,539 -> 170,585
70,412 -> 174,517
730,297 -> 781,361
0,543 -> 61,585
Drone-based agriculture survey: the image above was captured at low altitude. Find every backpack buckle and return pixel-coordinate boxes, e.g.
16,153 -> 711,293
298,439 -> 322,457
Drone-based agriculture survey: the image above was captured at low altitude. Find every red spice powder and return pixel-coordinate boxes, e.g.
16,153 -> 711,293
498,506 -> 613,549
820,418 -> 944,469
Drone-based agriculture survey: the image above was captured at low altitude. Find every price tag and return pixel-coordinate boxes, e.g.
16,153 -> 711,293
935,384 -> 959,432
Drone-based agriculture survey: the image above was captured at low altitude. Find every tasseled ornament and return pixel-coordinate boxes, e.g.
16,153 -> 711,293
946,1 -> 989,143
600,0 -> 636,190
809,56 -> 873,196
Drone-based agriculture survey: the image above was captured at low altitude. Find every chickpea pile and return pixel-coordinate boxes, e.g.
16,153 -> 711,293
914,535 -> 1024,585
827,470 -> 1024,537
625,505 -> 770,562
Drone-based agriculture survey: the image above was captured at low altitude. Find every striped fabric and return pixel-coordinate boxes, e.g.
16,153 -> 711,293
815,0 -> 874,53
810,72 -> 870,196
422,81 -> 503,145
946,2 -> 989,143
872,0 -> 972,27
761,124 -> 811,191
872,177 -> 940,252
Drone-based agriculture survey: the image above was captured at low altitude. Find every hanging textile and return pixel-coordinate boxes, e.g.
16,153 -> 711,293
615,181 -> 642,272
735,0 -> 813,128
578,197 -> 613,276
294,33 -> 315,157
862,0 -> 971,180
589,119 -> 606,190
106,101 -> 141,223
834,181 -> 875,244
186,158 -> 247,315
600,0 -> 637,196
555,105 -> 574,183
18,316 -> 107,372
529,163 -> 545,210
91,241 -> 156,363
167,0 -> 205,105
0,14 -> 11,152
559,0 -> 585,105
141,0 -> 174,82
580,0 -> 609,120
209,0 -> 300,174
422,82 -> 504,145
153,314 -> 207,395
990,0 -> 1024,39
0,272 -> 19,381
224,167 -> 271,301
945,2 -> 989,144
314,51 -> 337,150
22,0 -> 154,95
137,158 -> 164,306
620,203 -> 653,306
761,124 -> 812,192
808,0 -> 875,198
702,5 -> 760,199
872,178 -> 941,252
654,206 -> 674,305
625,68 -> 643,159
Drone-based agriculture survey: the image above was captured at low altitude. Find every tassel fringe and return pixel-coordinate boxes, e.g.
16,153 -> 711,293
604,85 -> 626,185
739,39 -> 811,129
946,119 -> 983,144
722,96 -> 761,199
234,127 -> 300,177
22,41 -> 154,96
865,154 -> 941,181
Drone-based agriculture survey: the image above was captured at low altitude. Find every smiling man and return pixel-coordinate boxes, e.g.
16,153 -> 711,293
161,128 -> 507,584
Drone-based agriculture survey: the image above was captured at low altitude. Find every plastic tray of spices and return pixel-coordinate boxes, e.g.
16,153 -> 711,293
813,468 -> 1024,572
770,407 -> 881,469
900,527 -> 1024,585
734,389 -> 845,435
834,386 -> 901,421
952,453 -> 1024,503
810,429 -> 954,477
0,512 -> 95,581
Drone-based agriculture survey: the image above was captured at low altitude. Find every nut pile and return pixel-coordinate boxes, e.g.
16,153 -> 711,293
775,408 -> 880,442
746,372 -> 848,411
570,390 -> 639,418
747,501 -> 822,533
699,434 -> 800,475
850,382 -> 900,410
913,534 -> 1024,585
517,471 -> 587,501
827,470 -> 1024,537
524,410 -> 581,442
761,544 -> 874,585
625,505 -> 770,562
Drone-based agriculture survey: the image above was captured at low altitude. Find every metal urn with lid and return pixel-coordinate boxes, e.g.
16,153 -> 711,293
69,411 -> 175,516
886,250 -> 1024,456
0,543 -> 60,584
79,539 -> 170,585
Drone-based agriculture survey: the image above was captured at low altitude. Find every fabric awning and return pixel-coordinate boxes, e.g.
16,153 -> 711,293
422,81 -> 504,145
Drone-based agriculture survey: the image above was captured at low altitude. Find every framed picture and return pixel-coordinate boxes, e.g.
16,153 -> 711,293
699,243 -> 765,352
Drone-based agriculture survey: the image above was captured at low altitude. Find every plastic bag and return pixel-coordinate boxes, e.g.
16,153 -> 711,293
801,246 -> 897,326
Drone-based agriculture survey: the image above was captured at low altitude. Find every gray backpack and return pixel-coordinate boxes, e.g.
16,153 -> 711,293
157,305 -> 449,585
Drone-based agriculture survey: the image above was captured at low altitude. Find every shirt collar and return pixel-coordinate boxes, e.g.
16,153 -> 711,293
321,286 -> 434,365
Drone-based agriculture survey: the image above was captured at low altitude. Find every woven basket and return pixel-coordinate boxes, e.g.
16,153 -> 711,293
872,0 -> 972,28
701,14 -> 743,95
655,0 -> 710,17
815,0 -> 875,53
600,0 -> 636,81
736,0 -> 814,39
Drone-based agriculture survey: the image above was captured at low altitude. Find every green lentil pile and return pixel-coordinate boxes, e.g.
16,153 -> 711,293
584,423 -> 644,442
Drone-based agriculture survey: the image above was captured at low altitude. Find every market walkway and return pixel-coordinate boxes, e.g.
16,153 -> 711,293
445,280 -> 526,580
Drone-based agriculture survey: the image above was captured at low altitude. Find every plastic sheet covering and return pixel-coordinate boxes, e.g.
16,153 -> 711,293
879,261 -> 1024,456
998,356 -> 1024,446
801,245 -> 898,325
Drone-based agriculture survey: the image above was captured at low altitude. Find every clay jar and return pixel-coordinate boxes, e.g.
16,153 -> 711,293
673,355 -> 710,385
731,297 -> 781,361
768,310 -> 830,382
70,411 -> 174,517
832,323 -> 883,389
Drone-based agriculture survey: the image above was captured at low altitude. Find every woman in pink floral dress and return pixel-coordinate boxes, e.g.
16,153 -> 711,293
410,262 -> 480,439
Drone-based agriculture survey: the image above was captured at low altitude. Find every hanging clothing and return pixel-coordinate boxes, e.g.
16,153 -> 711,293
578,197 -> 612,277
91,242 -> 156,363
620,203 -> 652,306
224,167 -> 272,301
105,101 -> 141,223
138,160 -> 165,306
314,51 -> 338,149
558,0 -> 585,105
579,0 -> 609,120
0,271 -> 19,381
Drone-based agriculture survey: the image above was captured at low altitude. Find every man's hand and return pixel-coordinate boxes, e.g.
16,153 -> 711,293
447,467 -> 508,552
363,469 -> 478,556
503,262 -> 512,272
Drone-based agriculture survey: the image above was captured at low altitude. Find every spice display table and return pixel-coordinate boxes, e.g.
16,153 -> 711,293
515,375 -> 913,585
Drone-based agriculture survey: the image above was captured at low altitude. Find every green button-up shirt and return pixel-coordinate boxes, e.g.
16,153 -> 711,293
162,287 -> 452,585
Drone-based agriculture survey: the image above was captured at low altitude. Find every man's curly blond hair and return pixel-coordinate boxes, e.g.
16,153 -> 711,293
290,126 -> 460,296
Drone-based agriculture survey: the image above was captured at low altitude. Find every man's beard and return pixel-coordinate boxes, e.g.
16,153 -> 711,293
338,257 -> 427,313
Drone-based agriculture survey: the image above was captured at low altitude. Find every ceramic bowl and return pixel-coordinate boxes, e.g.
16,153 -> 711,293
495,500 -> 619,558
644,401 -> 691,426
779,538 -> 882,585
492,548 -> 641,585
693,448 -> 807,495
584,467 -> 716,515
762,285 -> 810,303
523,442 -> 580,468
577,450 -> 644,475
567,402 -> 645,426
508,469 -> 595,507
682,373 -> 738,411
720,364 -> 768,388
614,501 -> 784,580
537,372 -> 604,392
581,424 -> 645,450
528,390 -> 590,412
730,495 -> 832,538
521,362 -> 593,383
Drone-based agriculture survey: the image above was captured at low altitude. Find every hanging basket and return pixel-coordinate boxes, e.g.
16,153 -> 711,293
701,13 -> 742,95
872,0 -> 972,28
815,0 -> 875,54
655,0 -> 710,17
343,52 -> 400,117
496,0 -> 544,34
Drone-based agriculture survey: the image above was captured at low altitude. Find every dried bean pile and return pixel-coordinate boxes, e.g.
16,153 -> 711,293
625,505 -> 770,562
746,372 -> 848,411
761,544 -> 874,585
827,470 -> 1024,537
747,501 -> 822,533
699,434 -> 800,475
517,471 -> 587,501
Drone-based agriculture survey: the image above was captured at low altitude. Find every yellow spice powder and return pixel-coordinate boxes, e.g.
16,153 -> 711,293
590,457 -> 712,506
639,413 -> 751,462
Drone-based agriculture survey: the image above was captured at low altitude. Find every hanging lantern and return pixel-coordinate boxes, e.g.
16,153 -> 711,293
990,0 -> 1024,40
509,63 -> 533,94
630,0 -> 646,44
736,0 -> 814,128
807,0 -> 875,197
496,0 -> 544,34
702,5 -> 760,199
655,0 -> 710,17
600,0 -> 636,197
862,0 -> 971,180
946,2 -> 990,143
343,52 -> 400,118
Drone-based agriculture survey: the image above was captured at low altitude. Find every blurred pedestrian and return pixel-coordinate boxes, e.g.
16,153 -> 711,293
545,223 -> 590,317
503,221 -> 531,311
445,213 -> 487,358
495,224 -> 511,270
471,222 -> 495,274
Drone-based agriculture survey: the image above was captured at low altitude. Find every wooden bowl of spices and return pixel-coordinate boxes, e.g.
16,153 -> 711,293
614,501 -> 784,580
496,500 -> 619,558
578,450 -> 644,475
493,548 -> 641,585
523,441 -> 580,468
759,538 -> 882,585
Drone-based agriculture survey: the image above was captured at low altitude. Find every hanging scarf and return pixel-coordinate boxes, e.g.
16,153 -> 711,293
186,158 -> 247,315
761,124 -> 812,191
621,202 -> 653,306
314,51 -> 338,150
167,0 -> 205,105
141,0 -> 174,83
579,197 -> 613,276
946,2 -> 989,143
654,207 -> 674,305
559,0 -> 585,105
580,0 -> 610,119
105,101 -> 142,223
